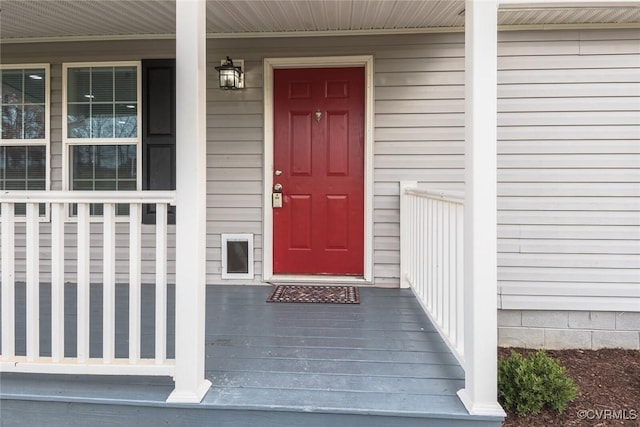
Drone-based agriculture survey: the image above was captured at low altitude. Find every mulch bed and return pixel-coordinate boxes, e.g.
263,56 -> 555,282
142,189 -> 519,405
500,348 -> 640,426
266,285 -> 360,304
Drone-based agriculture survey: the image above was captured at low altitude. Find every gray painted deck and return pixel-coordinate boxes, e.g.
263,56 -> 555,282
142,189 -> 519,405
0,285 -> 502,426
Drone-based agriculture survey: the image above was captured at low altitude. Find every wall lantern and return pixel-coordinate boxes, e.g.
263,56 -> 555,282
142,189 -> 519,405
215,56 -> 244,89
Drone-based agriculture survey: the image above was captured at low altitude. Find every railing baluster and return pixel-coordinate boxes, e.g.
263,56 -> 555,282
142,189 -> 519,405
26,203 -> 40,361
412,196 -> 416,287
422,199 -> 435,312
51,203 -> 65,362
400,184 -> 465,365
103,203 -> 116,363
77,203 -> 91,362
435,200 -> 440,319
456,203 -> 465,357
450,204 -> 457,347
418,199 -> 424,299
437,201 -> 444,326
0,191 -> 175,376
1,202 -> 16,359
155,203 -> 168,363
442,202 -> 450,336
129,203 -> 142,363
411,196 -> 416,288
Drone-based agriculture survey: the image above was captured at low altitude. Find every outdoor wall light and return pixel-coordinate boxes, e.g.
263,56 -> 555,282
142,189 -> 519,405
215,56 -> 244,89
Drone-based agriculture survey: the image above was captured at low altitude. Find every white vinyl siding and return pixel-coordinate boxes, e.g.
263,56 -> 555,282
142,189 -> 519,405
207,29 -> 638,298
496,29 -> 640,310
207,33 -> 468,285
1,30 -> 638,311
1,42 -> 175,283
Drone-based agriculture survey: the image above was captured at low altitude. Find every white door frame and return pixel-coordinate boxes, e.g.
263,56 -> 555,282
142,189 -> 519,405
262,55 -> 374,284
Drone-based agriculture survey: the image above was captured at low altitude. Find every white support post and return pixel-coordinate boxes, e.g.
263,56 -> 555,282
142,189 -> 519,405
167,0 -> 211,403
457,0 -> 505,418
1,203 -> 15,359
399,181 -> 417,289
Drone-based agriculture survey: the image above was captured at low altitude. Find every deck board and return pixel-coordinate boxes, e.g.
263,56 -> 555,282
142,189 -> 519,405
205,357 -> 463,378
1,284 -> 502,426
201,286 -> 471,417
207,370 -> 464,395
206,345 -> 459,364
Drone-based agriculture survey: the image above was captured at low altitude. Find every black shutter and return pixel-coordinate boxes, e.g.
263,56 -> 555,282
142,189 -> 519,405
142,59 -> 176,224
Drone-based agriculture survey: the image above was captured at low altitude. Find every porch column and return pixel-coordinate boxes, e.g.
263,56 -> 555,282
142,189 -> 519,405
457,0 -> 505,417
167,0 -> 212,403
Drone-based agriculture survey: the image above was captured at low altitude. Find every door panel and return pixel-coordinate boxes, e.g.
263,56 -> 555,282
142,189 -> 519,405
326,195 -> 349,250
327,111 -> 349,175
290,112 -> 313,175
273,67 -> 364,275
289,195 -> 313,249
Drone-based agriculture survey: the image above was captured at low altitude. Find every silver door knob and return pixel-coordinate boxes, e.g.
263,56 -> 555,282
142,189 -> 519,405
275,170 -> 282,176
274,183 -> 283,192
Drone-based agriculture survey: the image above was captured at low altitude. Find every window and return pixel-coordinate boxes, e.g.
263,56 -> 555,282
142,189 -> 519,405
0,64 -> 49,216
63,62 -> 141,216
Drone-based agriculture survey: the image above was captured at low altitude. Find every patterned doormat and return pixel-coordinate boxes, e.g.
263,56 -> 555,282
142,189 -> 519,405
267,285 -> 360,304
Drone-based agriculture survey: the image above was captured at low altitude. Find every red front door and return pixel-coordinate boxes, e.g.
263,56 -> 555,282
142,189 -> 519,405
273,67 -> 365,275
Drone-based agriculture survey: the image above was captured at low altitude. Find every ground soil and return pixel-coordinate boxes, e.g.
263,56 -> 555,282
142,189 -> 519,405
499,348 -> 640,427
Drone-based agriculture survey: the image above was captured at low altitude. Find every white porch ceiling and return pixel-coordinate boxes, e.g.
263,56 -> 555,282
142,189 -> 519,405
1,0 -> 638,41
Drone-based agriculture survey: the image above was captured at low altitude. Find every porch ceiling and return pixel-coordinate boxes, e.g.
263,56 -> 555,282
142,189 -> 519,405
0,0 -> 638,42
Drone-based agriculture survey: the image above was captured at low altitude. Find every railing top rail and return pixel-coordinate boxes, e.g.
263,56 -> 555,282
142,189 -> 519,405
404,188 -> 465,205
0,190 -> 177,205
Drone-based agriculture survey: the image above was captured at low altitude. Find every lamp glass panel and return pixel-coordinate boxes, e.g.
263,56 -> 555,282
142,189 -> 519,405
220,69 -> 237,88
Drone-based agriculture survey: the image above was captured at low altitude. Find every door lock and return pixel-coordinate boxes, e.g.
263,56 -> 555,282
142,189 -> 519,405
273,183 -> 283,208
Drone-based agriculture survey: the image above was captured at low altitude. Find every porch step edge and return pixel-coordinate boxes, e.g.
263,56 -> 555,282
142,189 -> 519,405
0,392 -> 504,423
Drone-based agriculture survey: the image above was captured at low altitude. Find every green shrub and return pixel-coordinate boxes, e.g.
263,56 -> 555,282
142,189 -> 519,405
498,349 -> 578,416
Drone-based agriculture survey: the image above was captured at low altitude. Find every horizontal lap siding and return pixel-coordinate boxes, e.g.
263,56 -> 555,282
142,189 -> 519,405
375,38 -> 465,285
208,33 -> 466,285
1,41 -> 177,283
206,55 -> 264,282
497,29 -> 640,309
3,30 -> 639,302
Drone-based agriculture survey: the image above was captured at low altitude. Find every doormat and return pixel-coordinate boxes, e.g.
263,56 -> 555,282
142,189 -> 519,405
267,285 -> 360,304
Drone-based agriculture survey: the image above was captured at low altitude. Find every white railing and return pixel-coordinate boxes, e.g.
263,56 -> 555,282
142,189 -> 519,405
0,190 -> 176,376
400,181 -> 465,365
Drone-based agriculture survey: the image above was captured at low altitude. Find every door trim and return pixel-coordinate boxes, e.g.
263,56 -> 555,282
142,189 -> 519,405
263,55 -> 374,283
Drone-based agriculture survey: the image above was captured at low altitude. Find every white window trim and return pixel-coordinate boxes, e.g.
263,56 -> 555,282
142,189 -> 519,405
0,63 -> 51,222
221,233 -> 254,280
62,61 -> 142,221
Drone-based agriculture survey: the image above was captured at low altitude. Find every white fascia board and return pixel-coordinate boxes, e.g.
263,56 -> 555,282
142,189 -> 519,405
499,0 -> 640,6
2,20 -> 639,45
